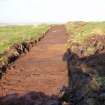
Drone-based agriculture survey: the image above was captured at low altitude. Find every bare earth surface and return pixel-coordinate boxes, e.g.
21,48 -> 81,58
0,25 -> 68,96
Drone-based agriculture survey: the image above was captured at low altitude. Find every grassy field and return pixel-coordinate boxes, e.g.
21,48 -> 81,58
0,24 -> 49,53
66,21 -> 105,56
66,21 -> 105,43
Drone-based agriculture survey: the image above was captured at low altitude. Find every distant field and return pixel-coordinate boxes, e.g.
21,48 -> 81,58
0,24 -> 49,53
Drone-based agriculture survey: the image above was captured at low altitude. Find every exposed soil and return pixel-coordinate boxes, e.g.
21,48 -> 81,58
0,25 -> 68,97
1,26 -> 105,105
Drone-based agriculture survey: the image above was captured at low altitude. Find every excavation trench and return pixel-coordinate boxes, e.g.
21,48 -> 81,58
0,26 -> 105,105
0,25 -> 68,98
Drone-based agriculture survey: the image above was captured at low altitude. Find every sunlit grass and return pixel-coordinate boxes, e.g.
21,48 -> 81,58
66,21 -> 105,55
0,24 -> 49,53
66,21 -> 105,44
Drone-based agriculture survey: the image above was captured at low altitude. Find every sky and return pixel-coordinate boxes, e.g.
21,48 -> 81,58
0,0 -> 105,24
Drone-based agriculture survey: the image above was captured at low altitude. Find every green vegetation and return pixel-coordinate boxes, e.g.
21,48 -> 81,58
66,21 -> 105,55
0,24 -> 49,53
96,76 -> 105,86
66,21 -> 105,43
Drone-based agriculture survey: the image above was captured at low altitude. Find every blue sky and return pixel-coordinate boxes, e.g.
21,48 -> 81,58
0,0 -> 105,23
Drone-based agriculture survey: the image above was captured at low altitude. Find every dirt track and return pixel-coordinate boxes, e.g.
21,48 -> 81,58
0,25 -> 68,96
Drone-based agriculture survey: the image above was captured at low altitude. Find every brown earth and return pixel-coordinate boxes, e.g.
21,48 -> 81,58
0,25 -> 68,97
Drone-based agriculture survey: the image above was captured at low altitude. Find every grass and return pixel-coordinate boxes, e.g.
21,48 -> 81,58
66,21 -> 105,55
0,24 -> 49,53
66,21 -> 105,43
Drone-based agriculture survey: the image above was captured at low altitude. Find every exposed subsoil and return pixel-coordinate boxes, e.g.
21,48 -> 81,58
1,26 -> 105,105
0,25 -> 68,97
